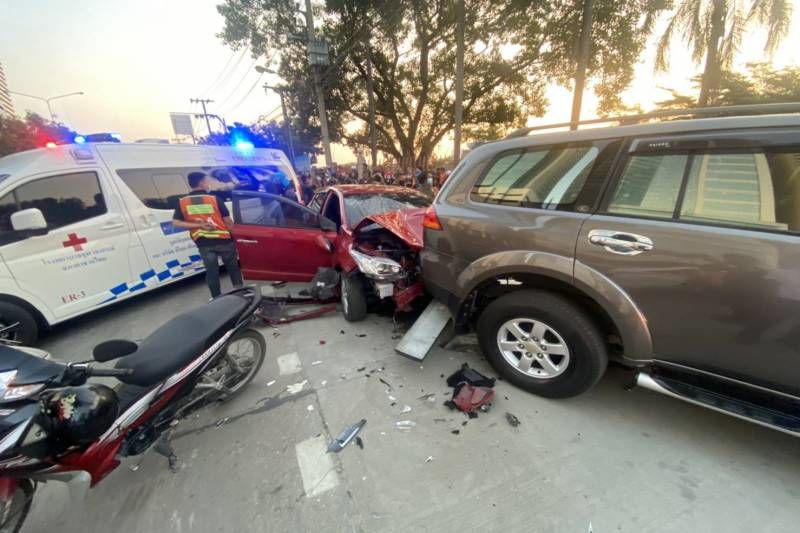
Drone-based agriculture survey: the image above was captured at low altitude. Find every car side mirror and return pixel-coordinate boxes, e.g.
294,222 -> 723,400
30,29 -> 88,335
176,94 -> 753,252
93,339 -> 139,362
11,208 -> 48,234
320,216 -> 337,232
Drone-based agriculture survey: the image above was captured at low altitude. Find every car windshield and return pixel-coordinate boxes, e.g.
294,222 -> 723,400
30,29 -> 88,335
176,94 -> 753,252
344,192 -> 429,227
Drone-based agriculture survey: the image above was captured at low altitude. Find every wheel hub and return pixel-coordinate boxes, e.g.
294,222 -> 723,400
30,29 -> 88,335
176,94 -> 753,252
496,318 -> 570,379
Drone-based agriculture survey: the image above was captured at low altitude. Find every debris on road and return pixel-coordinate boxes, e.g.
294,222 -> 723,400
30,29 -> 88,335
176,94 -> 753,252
356,333 -> 368,338
311,360 -> 324,366
451,429 -> 460,435
425,456 -> 434,463
506,412 -> 521,427
355,436 -> 364,450
443,364 -> 497,415
379,377 -> 394,390
340,329 -> 346,334
271,281 -> 287,288
307,405 -> 315,412
400,405 -> 412,414
286,380 -> 308,395
320,380 -> 328,387
357,366 -> 366,372
418,393 -> 436,403
266,380 -> 276,387
319,340 -> 326,345
395,420 -> 416,431
328,419 -> 367,453
215,417 -> 230,428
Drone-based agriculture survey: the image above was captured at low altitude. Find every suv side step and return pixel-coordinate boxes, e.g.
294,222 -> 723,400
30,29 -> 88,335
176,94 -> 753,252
636,372 -> 800,437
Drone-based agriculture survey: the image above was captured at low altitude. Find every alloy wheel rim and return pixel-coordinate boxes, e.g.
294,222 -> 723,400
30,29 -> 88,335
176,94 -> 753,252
496,318 -> 570,379
223,337 -> 258,392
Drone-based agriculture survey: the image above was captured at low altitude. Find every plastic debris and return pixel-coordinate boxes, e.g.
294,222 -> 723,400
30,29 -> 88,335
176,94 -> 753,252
356,333 -> 367,338
400,405 -> 412,414
379,378 -> 394,390
425,456 -> 434,463
286,380 -> 308,395
311,360 -> 324,366
215,417 -> 230,427
388,395 -> 397,401
327,419 -> 367,453
444,363 -> 496,414
395,420 -> 416,431
319,340 -> 326,345
340,329 -> 346,334
266,380 -> 276,387
355,436 -> 364,450
320,380 -> 328,387
506,412 -> 521,427
357,366 -> 366,372
451,429 -> 460,435
307,405 -> 315,412
418,393 -> 436,403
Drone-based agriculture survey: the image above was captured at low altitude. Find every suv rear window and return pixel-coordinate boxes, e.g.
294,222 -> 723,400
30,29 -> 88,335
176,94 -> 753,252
471,145 -> 599,209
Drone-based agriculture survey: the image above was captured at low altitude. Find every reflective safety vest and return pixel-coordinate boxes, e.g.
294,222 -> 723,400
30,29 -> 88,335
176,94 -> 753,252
178,194 -> 231,241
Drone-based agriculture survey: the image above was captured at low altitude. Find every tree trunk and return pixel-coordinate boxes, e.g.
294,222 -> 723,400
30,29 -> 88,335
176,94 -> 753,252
699,0 -> 725,106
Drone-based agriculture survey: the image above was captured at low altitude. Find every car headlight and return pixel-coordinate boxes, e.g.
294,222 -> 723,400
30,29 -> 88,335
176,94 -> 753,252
0,371 -> 44,401
349,248 -> 403,280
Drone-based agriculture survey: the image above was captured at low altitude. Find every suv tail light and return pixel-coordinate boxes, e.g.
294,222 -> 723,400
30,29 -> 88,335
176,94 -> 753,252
422,206 -> 443,230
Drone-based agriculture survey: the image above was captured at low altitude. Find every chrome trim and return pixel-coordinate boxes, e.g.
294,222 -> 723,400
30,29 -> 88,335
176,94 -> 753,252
636,373 -> 799,438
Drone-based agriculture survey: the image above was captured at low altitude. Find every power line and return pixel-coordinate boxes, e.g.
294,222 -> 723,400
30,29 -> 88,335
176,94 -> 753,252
216,58 -> 259,109
200,48 -> 240,97
222,73 -> 265,115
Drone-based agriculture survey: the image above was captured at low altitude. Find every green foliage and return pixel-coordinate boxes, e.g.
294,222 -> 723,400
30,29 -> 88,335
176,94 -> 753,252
656,62 -> 800,108
217,0 -> 660,167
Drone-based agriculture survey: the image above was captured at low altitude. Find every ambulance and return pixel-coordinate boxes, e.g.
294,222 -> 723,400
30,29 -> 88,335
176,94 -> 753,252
0,142 -> 299,344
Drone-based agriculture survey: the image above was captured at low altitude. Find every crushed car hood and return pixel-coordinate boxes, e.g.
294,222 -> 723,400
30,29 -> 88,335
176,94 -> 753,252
354,207 -> 426,251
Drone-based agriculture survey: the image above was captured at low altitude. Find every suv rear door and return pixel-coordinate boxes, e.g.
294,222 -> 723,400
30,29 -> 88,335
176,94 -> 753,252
576,129 -> 800,395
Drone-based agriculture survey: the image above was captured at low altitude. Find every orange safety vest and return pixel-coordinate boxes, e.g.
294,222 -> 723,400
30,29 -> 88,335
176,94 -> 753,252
178,194 -> 231,241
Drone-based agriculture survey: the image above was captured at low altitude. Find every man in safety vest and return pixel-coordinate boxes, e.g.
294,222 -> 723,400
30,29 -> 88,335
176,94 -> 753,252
172,172 -> 244,297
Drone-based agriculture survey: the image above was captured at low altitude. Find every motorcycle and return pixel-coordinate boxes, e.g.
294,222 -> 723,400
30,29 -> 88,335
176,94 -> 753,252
0,286 -> 266,532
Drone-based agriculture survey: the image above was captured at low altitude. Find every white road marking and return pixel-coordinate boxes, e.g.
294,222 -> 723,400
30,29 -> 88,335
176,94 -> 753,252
295,435 -> 340,497
277,352 -> 302,375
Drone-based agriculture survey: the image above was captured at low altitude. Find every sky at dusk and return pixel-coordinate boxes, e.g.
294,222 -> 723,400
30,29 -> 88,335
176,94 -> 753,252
3,0 -> 800,164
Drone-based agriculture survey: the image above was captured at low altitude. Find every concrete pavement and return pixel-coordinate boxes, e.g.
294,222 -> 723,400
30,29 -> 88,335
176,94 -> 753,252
22,276 -> 800,532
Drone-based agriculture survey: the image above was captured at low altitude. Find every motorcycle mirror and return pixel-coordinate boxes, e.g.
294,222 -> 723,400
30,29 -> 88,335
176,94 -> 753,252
93,339 -> 138,363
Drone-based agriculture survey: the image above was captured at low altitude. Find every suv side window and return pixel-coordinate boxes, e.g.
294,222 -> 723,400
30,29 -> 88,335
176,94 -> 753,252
471,145 -> 599,209
680,151 -> 800,232
607,154 -> 688,218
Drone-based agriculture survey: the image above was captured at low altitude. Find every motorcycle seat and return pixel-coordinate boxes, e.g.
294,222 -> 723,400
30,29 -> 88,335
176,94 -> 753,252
114,294 -> 250,387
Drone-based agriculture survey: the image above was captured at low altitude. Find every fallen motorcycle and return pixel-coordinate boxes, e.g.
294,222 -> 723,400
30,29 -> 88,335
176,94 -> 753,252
0,286 -> 266,532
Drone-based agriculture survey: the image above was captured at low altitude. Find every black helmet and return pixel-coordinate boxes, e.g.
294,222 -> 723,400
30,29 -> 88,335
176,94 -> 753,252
45,385 -> 119,444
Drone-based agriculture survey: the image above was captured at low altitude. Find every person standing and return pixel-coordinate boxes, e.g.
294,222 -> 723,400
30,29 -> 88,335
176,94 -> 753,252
172,172 -> 244,298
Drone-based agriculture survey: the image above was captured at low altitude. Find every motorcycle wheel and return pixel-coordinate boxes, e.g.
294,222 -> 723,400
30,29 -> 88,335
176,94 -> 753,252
217,329 -> 266,401
0,479 -> 33,533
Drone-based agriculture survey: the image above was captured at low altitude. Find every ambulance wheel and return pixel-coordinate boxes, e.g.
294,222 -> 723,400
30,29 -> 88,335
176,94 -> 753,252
0,302 -> 38,346
341,275 -> 368,322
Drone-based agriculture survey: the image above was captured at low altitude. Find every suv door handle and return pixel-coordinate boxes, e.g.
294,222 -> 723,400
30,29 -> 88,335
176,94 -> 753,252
588,229 -> 654,256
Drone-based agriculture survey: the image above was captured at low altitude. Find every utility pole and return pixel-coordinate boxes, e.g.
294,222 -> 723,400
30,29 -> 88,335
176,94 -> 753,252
365,35 -> 377,170
570,0 -> 593,130
266,86 -> 296,168
304,0 -> 333,170
453,0 -> 465,164
190,98 -> 214,135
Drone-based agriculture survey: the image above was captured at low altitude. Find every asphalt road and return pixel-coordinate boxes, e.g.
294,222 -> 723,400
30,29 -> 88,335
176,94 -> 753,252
21,275 -> 800,532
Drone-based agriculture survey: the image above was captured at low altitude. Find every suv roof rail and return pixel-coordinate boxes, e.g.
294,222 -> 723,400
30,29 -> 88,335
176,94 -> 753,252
505,102 -> 800,139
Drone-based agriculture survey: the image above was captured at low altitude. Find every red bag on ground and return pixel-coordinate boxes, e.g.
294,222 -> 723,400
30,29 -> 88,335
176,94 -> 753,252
452,384 -> 496,413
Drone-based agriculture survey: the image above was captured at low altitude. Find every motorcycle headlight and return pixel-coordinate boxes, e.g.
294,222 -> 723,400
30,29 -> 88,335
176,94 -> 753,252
0,371 -> 44,401
349,248 -> 403,280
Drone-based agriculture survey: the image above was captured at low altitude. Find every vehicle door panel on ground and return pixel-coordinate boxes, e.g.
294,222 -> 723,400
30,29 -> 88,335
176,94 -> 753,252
0,169 -> 137,319
576,133 -> 800,395
232,191 -> 335,281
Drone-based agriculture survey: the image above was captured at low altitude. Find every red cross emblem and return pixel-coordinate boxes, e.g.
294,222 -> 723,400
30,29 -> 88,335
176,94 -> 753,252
62,233 -> 88,251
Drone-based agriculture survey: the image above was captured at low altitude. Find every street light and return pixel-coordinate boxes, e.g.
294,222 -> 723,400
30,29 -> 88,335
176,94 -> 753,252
9,91 -> 84,122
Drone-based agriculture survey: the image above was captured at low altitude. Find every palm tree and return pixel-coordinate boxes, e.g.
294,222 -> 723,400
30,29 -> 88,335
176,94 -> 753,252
656,0 -> 793,106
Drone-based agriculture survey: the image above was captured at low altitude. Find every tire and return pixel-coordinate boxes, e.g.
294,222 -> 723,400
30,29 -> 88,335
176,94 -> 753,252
218,329 -> 266,401
341,275 -> 368,322
476,290 -> 608,399
0,303 -> 38,346
0,479 -> 33,533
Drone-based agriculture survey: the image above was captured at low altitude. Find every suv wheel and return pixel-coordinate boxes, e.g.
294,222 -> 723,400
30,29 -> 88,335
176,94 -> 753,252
341,275 -> 368,322
476,290 -> 607,398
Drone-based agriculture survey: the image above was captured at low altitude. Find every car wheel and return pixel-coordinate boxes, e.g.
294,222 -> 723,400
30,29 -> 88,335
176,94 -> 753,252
0,303 -> 38,346
341,275 -> 368,322
477,290 -> 607,399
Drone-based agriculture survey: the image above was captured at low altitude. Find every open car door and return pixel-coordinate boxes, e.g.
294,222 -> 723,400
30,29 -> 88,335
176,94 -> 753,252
231,191 -> 337,281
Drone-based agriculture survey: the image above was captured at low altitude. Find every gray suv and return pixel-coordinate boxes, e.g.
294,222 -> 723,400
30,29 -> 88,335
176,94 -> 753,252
421,105 -> 800,436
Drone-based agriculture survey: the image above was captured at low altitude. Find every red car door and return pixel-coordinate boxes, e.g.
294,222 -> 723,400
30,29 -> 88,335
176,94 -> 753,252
231,191 -> 336,281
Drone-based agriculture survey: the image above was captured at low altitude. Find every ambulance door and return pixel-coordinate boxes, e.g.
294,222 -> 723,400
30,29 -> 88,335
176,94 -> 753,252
0,168 -> 135,319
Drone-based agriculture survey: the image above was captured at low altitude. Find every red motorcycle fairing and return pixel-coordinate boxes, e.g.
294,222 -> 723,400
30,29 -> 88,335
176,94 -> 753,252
0,477 -> 17,500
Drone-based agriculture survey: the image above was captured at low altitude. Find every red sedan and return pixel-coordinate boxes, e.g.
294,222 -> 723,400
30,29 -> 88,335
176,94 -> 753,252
230,184 -> 430,320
